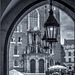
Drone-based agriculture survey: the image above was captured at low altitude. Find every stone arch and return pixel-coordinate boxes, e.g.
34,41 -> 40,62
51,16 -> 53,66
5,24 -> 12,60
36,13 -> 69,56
0,0 -> 75,75
39,59 -> 44,73
30,59 -> 36,73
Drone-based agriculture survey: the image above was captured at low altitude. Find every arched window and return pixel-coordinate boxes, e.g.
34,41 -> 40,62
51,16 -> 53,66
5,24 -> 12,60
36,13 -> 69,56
28,9 -> 40,30
18,37 -> 22,42
50,59 -> 54,66
30,59 -> 35,73
14,45 -> 17,55
18,37 -> 21,42
34,34 -> 36,41
39,59 -> 44,73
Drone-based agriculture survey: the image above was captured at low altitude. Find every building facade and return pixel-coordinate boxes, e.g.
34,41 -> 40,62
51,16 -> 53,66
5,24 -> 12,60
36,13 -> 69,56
9,5 -> 62,73
64,39 -> 74,71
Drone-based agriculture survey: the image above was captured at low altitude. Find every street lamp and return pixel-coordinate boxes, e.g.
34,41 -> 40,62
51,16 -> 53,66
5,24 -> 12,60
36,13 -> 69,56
43,0 -> 59,43
42,0 -> 60,75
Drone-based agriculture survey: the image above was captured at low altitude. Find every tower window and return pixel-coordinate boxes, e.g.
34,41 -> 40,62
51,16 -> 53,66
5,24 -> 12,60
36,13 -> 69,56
69,58 -> 71,62
68,52 -> 71,56
14,45 -> 17,55
18,37 -> 22,42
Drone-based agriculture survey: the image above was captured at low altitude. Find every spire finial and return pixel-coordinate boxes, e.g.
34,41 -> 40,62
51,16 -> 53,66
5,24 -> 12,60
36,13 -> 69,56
49,0 -> 53,15
50,0 -> 52,10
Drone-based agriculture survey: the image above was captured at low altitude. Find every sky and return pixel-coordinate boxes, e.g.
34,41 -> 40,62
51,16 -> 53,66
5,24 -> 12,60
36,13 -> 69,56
60,10 -> 74,45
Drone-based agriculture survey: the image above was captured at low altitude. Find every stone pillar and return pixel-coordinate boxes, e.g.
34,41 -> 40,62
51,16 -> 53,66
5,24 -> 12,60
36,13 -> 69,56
45,58 -> 48,71
24,55 -> 27,72
27,57 -> 30,73
29,33 -> 32,44
44,58 -> 46,73
27,46 -> 30,54
36,35 -> 38,53
36,45 -> 38,53
36,59 -> 39,73
1,30 -> 9,75
28,13 -> 30,30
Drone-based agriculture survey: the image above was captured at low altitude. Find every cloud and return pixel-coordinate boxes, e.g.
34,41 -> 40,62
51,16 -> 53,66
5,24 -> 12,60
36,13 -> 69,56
60,10 -> 74,44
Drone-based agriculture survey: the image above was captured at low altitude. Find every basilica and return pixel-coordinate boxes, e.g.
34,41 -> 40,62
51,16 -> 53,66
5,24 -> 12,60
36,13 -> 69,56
9,5 -> 61,73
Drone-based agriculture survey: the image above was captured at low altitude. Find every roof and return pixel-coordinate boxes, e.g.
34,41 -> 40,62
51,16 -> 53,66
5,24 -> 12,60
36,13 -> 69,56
64,39 -> 74,45
9,69 -> 23,75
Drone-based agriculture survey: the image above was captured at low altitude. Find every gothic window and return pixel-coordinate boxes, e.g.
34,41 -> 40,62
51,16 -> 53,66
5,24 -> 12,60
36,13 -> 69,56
30,59 -> 35,73
50,59 -> 53,66
39,59 -> 44,73
14,45 -> 17,55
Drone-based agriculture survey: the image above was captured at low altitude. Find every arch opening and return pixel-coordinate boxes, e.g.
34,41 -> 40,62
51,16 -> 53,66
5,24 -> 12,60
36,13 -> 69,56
1,0 -> 74,75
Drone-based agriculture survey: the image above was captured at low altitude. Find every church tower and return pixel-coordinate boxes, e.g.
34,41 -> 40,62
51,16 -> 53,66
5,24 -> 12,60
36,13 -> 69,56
9,5 -> 61,74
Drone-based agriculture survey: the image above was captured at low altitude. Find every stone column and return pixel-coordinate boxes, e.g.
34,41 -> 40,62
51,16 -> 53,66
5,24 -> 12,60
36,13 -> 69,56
29,33 -> 32,44
36,35 -> 38,53
36,45 -> 38,53
27,57 -> 30,73
36,59 -> 39,73
45,57 -> 48,71
27,46 -> 30,54
28,13 -> 30,30
24,55 -> 27,72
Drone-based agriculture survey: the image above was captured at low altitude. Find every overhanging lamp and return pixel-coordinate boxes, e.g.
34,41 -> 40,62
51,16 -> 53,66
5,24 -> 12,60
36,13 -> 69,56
44,0 -> 59,43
